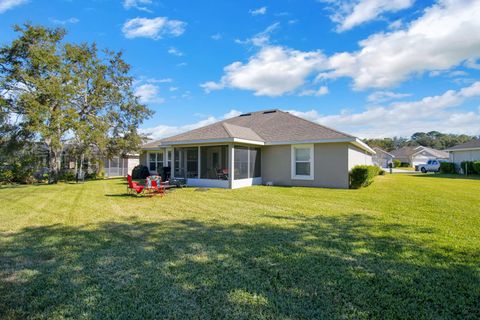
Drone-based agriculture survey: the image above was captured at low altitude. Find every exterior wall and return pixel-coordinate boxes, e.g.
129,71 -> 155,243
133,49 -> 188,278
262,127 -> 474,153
140,151 -> 147,167
449,149 -> 480,163
231,177 -> 262,189
262,143 -> 349,189
187,178 -> 229,188
127,155 -> 139,175
372,151 -> 393,168
348,146 -> 373,170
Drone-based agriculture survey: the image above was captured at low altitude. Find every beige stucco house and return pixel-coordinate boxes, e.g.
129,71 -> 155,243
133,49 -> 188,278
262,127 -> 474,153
140,109 -> 374,189
446,139 -> 480,165
390,146 -> 448,167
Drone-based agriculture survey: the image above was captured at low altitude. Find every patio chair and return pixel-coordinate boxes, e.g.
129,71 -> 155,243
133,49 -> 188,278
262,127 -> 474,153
150,179 -> 165,196
127,174 -> 144,194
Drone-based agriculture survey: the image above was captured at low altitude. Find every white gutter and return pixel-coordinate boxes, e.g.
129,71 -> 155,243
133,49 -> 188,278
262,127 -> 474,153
445,147 -> 480,152
141,137 -> 375,154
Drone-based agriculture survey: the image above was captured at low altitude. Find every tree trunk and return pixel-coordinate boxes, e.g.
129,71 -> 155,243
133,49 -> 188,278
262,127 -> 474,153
48,147 -> 61,184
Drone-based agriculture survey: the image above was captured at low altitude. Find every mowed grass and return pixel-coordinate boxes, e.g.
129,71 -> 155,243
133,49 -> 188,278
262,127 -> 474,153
0,174 -> 479,319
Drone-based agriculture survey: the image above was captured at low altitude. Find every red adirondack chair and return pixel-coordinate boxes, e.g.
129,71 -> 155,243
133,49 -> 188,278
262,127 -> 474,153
127,175 -> 144,194
150,179 -> 165,196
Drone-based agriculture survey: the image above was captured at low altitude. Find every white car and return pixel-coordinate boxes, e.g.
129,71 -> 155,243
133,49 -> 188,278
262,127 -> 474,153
417,159 -> 442,173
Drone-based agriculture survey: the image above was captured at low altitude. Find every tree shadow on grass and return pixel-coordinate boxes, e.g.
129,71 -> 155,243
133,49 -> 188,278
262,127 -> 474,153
1,215 -> 479,319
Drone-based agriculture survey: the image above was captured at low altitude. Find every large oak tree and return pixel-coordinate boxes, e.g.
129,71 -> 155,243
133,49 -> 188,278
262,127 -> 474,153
0,24 -> 152,183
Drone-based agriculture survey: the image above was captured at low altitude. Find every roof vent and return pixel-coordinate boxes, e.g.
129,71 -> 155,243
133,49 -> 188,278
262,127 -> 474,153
263,110 -> 277,114
239,113 -> 251,117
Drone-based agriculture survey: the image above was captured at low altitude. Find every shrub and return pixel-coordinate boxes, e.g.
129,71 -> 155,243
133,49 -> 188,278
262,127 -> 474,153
473,161 -> 480,174
460,161 -> 475,175
59,171 -> 75,182
350,165 -> 381,189
132,165 -> 150,179
392,159 -> 401,168
400,162 -> 410,167
0,169 -> 14,184
439,162 -> 455,174
11,163 -> 35,184
85,170 -> 105,180
378,169 -> 386,176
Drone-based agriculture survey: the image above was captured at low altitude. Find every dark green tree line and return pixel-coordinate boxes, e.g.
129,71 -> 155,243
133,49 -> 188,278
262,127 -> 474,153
365,131 -> 478,152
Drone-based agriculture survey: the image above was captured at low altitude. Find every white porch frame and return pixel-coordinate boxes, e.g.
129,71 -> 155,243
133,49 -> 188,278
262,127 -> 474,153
146,143 -> 262,189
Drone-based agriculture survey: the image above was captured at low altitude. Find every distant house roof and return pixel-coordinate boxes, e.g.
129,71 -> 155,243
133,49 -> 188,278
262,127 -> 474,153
372,147 -> 395,158
391,146 -> 448,160
446,139 -> 480,151
142,109 -> 374,153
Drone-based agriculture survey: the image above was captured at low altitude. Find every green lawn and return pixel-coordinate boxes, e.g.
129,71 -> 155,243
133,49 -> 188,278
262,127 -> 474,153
1,174 -> 479,319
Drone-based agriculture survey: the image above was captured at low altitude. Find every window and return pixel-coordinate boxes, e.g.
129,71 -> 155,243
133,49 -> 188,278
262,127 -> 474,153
167,150 -> 172,167
291,144 -> 314,180
149,152 -> 164,172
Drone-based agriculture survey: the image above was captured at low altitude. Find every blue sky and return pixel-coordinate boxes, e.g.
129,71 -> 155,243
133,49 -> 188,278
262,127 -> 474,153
1,0 -> 480,139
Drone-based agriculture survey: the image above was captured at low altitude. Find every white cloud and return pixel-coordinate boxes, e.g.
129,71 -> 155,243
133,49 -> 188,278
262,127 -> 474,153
167,47 -> 183,56
201,45 -> 326,96
146,78 -> 172,83
287,81 -> 480,137
235,22 -> 280,47
223,109 -> 242,119
0,0 -> 27,13
141,109 -> 243,139
250,6 -> 267,16
326,0 -> 414,32
135,84 -> 165,104
367,91 -> 411,103
465,58 -> 480,70
123,0 -> 153,12
299,86 -> 329,96
211,33 -> 222,40
50,17 -> 79,25
168,86 -> 178,92
388,19 -> 403,30
122,17 -> 186,40
321,0 -> 480,89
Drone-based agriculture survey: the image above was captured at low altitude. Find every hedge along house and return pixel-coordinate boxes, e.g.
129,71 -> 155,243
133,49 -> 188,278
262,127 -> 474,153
140,109 -> 375,189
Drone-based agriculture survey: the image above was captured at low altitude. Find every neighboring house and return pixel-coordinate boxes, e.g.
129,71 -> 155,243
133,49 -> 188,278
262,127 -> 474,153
446,139 -> 480,166
372,147 -> 395,168
27,143 -> 138,178
390,146 -> 448,167
140,109 -> 374,189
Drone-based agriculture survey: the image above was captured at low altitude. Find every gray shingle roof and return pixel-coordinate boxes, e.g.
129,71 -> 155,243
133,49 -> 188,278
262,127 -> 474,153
446,139 -> 480,151
146,109 -> 354,147
391,146 -> 448,159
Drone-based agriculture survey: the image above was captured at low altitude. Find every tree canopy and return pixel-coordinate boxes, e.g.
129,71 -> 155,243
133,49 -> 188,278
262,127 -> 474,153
365,132 -> 478,152
0,24 -> 152,182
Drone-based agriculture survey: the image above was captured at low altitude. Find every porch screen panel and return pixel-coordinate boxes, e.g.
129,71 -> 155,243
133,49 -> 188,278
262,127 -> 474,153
234,146 -> 249,179
174,149 -> 182,177
249,148 -> 261,178
200,145 -> 228,179
185,148 -> 199,178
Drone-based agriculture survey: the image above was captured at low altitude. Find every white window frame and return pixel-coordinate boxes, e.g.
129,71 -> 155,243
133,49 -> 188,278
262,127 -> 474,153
148,151 -> 164,173
291,144 -> 314,180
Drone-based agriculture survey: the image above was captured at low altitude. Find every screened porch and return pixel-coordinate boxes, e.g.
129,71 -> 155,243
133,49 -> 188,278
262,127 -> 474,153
170,144 -> 262,188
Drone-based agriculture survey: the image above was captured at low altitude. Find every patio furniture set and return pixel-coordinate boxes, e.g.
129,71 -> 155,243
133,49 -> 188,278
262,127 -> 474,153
126,174 -> 186,196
